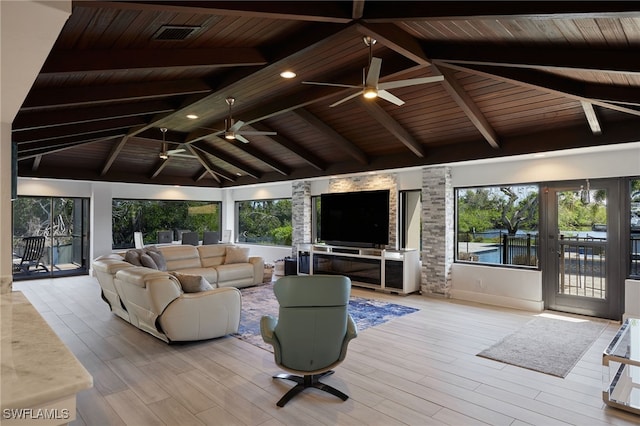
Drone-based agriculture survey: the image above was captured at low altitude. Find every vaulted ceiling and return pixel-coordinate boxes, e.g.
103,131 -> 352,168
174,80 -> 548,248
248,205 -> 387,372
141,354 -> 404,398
13,1 -> 640,187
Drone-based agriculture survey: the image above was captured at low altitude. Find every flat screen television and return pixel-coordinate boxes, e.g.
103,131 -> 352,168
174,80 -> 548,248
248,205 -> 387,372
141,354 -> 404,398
320,190 -> 390,248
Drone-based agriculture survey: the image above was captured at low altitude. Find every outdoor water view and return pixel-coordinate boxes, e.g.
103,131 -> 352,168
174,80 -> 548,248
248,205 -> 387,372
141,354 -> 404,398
457,185 -> 539,267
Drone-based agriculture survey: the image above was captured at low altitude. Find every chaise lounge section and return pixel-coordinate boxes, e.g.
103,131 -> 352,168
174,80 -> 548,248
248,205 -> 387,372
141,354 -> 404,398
92,244 -> 264,342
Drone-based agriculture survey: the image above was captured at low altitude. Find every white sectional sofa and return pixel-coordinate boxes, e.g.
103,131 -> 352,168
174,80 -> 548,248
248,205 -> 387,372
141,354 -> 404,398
92,244 -> 264,342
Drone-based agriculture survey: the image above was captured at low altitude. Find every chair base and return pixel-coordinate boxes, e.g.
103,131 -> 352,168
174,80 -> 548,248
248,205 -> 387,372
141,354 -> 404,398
273,370 -> 348,407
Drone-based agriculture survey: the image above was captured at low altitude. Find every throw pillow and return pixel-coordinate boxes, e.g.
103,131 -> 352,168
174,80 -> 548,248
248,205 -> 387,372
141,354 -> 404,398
224,246 -> 249,264
147,250 -> 167,271
140,253 -> 159,270
170,272 -> 214,293
124,250 -> 142,266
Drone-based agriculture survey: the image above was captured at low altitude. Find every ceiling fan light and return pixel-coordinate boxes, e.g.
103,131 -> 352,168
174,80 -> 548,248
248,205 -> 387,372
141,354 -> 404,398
225,132 -> 236,140
363,88 -> 378,99
159,153 -> 169,160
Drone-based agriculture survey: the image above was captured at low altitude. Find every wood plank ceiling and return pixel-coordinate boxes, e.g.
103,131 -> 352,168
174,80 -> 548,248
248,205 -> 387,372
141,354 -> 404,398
13,1 -> 640,188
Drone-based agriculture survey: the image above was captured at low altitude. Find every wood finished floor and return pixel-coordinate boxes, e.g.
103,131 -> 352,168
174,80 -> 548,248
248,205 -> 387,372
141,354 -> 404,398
12,275 -> 640,426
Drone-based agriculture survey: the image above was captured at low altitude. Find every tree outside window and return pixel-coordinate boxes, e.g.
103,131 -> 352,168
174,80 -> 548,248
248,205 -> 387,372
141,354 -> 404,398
112,199 -> 221,249
236,199 -> 292,246
456,185 -> 539,267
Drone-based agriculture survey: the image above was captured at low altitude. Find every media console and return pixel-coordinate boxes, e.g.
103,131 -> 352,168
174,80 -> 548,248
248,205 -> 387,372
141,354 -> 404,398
297,244 -> 421,295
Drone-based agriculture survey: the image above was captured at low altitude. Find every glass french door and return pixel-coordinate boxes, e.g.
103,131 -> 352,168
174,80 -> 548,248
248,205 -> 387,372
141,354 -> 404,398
12,196 -> 90,280
542,179 -> 623,319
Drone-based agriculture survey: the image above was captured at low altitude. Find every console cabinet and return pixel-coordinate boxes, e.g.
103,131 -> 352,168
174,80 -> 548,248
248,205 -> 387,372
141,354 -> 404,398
297,244 -> 420,294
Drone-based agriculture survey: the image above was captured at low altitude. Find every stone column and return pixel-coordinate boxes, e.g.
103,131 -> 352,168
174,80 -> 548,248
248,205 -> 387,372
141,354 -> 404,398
421,166 -> 454,295
291,181 -> 311,255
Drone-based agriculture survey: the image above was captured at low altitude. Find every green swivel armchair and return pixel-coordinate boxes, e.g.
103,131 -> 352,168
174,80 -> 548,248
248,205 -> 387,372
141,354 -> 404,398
260,275 -> 358,407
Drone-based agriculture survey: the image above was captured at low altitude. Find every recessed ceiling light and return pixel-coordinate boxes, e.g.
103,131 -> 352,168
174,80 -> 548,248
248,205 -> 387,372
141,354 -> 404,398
280,70 -> 296,79
186,114 -> 198,119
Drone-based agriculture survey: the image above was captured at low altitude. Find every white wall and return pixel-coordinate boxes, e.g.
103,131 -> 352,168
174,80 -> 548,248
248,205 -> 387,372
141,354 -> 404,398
1,0 -> 71,293
451,263 -> 543,311
446,143 -> 640,311
14,143 -> 640,311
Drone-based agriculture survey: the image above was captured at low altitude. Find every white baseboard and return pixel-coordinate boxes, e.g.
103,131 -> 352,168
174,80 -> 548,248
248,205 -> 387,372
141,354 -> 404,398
450,289 -> 544,312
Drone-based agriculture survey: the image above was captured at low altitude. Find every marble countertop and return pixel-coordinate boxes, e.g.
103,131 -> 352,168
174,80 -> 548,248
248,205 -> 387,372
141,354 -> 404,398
1,291 -> 92,409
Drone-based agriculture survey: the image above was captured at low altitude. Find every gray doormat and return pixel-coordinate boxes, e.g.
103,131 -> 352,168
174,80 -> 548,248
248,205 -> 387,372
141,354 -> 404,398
477,316 -> 608,377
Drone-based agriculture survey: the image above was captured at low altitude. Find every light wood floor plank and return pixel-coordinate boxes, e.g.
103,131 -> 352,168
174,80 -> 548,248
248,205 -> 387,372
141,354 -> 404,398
12,276 -> 640,425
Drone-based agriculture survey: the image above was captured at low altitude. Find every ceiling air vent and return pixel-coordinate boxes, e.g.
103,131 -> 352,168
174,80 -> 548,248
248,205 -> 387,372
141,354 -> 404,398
152,25 -> 200,41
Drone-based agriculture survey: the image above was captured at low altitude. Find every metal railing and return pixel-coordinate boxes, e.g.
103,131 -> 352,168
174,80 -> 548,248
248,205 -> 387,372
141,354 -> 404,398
558,235 -> 606,299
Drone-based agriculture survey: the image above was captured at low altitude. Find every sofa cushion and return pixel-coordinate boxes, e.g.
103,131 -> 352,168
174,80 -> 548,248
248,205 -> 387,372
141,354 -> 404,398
140,253 -> 159,269
216,263 -> 253,282
224,246 -> 249,264
147,250 -> 167,271
158,245 -> 201,270
124,249 -> 143,266
197,244 -> 228,268
170,272 -> 214,293
168,267 -> 217,285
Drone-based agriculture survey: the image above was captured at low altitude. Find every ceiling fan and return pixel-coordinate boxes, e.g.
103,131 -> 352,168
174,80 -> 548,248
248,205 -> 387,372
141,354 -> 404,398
205,97 -> 276,143
303,37 -> 444,107
158,127 -> 195,159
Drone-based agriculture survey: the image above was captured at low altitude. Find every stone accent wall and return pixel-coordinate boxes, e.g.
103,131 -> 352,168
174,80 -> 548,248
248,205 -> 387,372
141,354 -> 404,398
291,181 -> 311,255
421,166 -> 454,295
328,174 -> 398,249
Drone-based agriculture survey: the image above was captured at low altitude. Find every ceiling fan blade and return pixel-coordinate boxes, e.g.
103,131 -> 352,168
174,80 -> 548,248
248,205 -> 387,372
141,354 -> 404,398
365,57 -> 382,87
166,148 -> 185,155
169,152 -> 197,159
378,75 -> 444,90
235,134 -> 250,144
230,120 -> 244,132
238,131 -> 277,136
302,81 -> 361,89
377,90 -> 405,106
329,90 -> 363,107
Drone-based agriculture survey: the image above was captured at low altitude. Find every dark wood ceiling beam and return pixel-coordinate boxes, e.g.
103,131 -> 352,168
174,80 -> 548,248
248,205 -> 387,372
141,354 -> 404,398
31,156 -> 42,172
292,108 -> 369,165
581,102 -> 602,135
21,79 -> 212,110
357,99 -> 426,157
354,22 -> 500,150
13,116 -> 148,144
187,146 -> 226,183
80,1 -> 354,23
18,133 -> 124,160
191,141 -> 261,179
220,137 -> 290,176
434,65 -> 500,149
101,136 -> 130,176
149,158 -> 171,179
427,43 -> 640,75
356,22 -> 430,65
437,62 -> 640,118
250,122 -> 326,171
352,0 -> 365,19
13,101 -> 175,132
361,2 -> 640,22
41,48 -> 266,74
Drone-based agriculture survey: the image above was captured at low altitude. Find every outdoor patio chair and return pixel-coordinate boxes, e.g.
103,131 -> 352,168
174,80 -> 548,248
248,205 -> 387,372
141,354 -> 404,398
181,231 -> 200,246
13,236 -> 49,274
202,231 -> 219,245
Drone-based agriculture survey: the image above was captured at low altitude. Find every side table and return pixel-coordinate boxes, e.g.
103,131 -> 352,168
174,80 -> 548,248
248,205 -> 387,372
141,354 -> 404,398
603,318 -> 640,414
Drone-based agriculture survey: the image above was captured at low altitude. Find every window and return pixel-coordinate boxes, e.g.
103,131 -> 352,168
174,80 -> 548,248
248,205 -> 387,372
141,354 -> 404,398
112,199 -> 221,249
456,185 -> 539,267
12,196 -> 90,278
631,178 -> 640,277
400,190 -> 421,250
236,198 -> 292,245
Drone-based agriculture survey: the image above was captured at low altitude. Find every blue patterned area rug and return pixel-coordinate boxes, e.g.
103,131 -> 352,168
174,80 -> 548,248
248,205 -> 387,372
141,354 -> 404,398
234,282 -> 419,351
